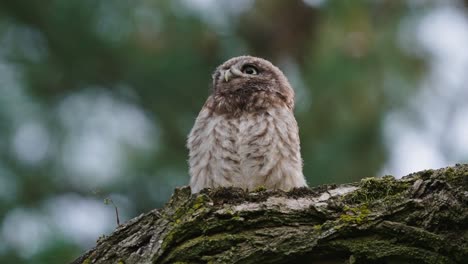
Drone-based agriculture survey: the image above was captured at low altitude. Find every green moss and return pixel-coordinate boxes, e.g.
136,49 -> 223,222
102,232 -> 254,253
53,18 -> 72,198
161,194 -> 215,251
81,258 -> 91,264
169,193 -> 211,224
344,176 -> 410,205
161,230 -> 176,251
419,169 -> 434,179
232,215 -> 244,221
165,233 -> 246,262
223,208 -> 235,215
192,195 -> 208,210
252,185 -> 267,192
443,167 -> 458,183
334,224 -> 344,230
339,205 -> 370,224
117,260 -> 125,264
161,220 -> 186,250
329,238 -> 453,263
442,166 -> 468,189
313,224 -> 322,231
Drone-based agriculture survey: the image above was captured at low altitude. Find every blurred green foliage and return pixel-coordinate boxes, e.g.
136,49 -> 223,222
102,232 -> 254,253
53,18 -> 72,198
0,0 -> 453,263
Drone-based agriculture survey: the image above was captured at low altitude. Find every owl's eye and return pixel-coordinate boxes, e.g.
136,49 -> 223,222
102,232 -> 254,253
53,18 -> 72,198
242,65 -> 259,75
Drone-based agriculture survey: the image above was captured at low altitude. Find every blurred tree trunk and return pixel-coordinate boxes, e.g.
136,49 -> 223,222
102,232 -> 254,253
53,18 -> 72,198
71,165 -> 467,264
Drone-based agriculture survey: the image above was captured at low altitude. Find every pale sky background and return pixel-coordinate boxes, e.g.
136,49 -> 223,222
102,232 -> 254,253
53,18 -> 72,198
382,2 -> 468,176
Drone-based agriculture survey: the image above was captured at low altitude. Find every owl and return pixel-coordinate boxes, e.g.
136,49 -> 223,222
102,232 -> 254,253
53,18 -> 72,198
187,56 -> 307,193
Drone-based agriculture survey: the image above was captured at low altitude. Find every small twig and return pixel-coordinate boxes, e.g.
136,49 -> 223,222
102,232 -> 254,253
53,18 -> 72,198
104,198 -> 121,226
93,189 -> 121,226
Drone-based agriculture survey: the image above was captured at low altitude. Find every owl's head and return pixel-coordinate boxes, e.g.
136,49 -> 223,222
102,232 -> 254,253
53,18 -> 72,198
210,56 -> 295,111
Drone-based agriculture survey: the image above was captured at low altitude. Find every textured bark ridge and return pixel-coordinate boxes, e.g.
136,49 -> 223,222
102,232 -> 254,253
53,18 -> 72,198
72,164 -> 468,264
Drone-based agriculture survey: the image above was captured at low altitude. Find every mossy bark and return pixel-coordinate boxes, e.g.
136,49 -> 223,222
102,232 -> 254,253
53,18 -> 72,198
71,164 -> 468,264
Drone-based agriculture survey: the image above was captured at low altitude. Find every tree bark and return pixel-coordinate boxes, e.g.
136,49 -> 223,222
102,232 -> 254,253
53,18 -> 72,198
71,164 -> 468,264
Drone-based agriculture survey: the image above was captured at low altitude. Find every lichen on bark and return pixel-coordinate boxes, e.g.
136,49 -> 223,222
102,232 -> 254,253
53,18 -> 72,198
71,164 -> 468,264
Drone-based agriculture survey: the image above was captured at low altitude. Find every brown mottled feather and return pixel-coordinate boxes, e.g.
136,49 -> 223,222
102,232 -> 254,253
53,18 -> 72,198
187,56 -> 307,193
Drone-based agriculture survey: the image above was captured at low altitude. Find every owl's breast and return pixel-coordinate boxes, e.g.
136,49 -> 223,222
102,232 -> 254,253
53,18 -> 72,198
210,112 -> 273,188
236,112 -> 277,182
189,107 -> 298,191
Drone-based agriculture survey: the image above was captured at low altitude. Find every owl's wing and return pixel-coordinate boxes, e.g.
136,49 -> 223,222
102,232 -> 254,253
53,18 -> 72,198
187,106 -> 241,193
239,108 -> 307,190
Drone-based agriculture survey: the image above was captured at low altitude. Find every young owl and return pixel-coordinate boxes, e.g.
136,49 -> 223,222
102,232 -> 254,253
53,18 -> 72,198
187,56 -> 307,193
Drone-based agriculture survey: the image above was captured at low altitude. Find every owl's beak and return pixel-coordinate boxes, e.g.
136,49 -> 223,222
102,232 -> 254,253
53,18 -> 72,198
224,69 -> 233,82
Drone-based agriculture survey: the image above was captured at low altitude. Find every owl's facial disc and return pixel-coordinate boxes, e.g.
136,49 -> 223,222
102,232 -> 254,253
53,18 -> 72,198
241,64 -> 259,75
222,63 -> 259,83
211,55 -> 295,109
224,69 -> 232,82
221,65 -> 242,83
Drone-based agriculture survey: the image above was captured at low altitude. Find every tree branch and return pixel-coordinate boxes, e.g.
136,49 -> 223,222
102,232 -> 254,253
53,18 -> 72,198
71,164 -> 468,264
